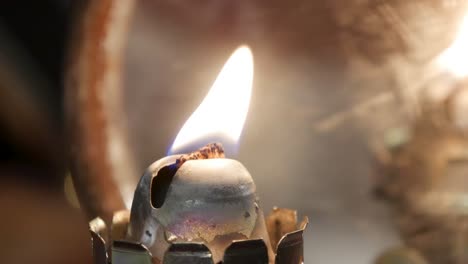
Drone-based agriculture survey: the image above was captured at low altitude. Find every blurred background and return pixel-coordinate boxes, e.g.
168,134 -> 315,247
2,0 -> 468,263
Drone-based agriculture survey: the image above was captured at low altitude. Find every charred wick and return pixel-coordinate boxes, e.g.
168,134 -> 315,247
176,143 -> 225,168
151,143 -> 226,208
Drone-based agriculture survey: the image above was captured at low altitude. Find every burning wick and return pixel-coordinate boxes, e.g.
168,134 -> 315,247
175,142 -> 225,168
127,46 -> 273,262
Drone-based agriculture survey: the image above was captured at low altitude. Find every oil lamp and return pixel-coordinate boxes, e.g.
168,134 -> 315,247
89,46 -> 308,264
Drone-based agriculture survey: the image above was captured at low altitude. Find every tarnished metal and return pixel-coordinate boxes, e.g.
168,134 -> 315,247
223,239 -> 269,264
275,230 -> 304,264
89,162 -> 307,264
275,217 -> 308,264
127,153 -> 270,262
91,230 -> 108,264
163,243 -> 214,264
91,208 -> 307,264
112,241 -> 153,264
127,155 -> 179,250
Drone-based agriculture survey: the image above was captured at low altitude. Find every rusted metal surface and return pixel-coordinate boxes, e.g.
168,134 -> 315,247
266,208 -> 299,251
66,0 -> 137,224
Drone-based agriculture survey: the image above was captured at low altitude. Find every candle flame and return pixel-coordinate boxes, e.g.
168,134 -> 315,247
438,15 -> 468,78
170,46 -> 253,154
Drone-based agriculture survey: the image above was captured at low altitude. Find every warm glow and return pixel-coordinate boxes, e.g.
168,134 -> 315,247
170,46 -> 253,154
438,15 -> 468,77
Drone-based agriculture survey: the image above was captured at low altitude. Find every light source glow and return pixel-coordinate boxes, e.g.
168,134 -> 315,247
170,46 -> 253,154
438,15 -> 468,77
